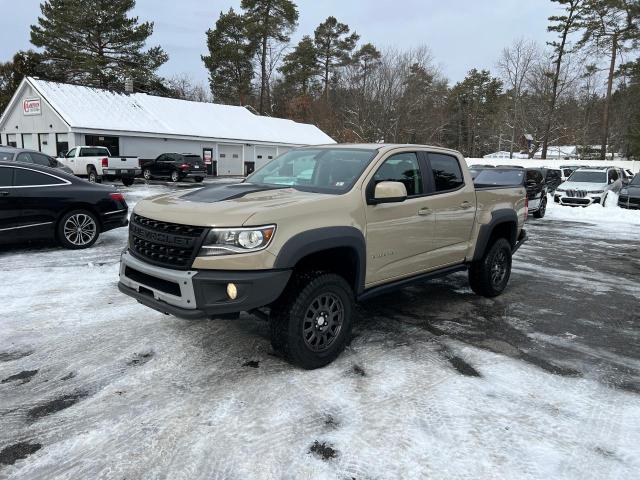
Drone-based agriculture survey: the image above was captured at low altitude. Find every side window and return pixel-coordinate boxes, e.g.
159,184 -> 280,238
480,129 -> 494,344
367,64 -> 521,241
66,148 -> 76,158
14,168 -> 66,186
372,152 -> 423,197
0,167 -> 14,186
16,152 -> 34,163
429,153 -> 464,192
526,170 -> 543,184
31,153 -> 53,167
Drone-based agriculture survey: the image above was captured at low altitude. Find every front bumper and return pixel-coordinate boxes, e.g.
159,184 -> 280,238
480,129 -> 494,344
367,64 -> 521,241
618,195 -> 640,209
554,192 -> 601,206
118,250 -> 291,319
103,168 -> 142,177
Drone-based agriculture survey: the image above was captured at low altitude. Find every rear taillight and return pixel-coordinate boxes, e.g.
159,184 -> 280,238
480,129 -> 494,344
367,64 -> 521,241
110,192 -> 125,202
180,163 -> 190,170
524,197 -> 529,218
101,157 -> 108,167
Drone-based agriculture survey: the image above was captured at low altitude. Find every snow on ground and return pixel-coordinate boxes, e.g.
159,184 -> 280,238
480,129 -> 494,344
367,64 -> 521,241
1,182 -> 639,479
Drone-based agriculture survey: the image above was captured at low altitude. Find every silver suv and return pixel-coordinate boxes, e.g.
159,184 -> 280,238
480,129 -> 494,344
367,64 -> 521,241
554,167 -> 623,207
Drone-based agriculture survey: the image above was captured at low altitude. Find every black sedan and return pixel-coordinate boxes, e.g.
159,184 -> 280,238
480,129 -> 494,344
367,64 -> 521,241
618,174 -> 640,210
0,161 -> 128,249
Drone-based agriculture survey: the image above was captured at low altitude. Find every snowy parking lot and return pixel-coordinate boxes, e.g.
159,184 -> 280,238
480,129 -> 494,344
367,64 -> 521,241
1,181 -> 639,479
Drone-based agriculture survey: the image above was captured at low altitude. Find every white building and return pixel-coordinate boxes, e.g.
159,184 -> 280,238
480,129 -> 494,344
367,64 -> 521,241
0,77 -> 335,175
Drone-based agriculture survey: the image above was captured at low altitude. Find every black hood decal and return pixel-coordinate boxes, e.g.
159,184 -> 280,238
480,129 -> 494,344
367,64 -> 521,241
181,183 -> 289,203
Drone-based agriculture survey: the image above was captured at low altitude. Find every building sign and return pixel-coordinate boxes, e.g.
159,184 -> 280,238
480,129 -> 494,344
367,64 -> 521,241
23,97 -> 42,116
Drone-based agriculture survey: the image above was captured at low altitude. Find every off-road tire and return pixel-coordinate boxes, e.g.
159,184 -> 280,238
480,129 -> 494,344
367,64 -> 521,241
122,177 -> 135,187
270,272 -> 354,369
533,196 -> 547,218
469,238 -> 512,297
57,209 -> 100,249
87,167 -> 101,183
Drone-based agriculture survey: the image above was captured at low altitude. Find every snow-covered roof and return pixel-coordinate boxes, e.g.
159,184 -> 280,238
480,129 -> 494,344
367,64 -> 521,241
15,77 -> 335,145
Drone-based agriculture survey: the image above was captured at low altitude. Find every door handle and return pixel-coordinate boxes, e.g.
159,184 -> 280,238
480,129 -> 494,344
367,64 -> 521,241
0,191 -> 9,196
418,207 -> 432,216
460,201 -> 473,209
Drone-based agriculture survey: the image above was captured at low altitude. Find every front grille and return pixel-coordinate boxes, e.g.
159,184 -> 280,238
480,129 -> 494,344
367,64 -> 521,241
562,198 -> 590,205
129,214 -> 206,269
565,189 -> 587,198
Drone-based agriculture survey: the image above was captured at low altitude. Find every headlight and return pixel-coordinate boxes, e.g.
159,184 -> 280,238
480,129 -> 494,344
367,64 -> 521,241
199,225 -> 276,256
587,190 -> 604,194
620,189 -> 628,195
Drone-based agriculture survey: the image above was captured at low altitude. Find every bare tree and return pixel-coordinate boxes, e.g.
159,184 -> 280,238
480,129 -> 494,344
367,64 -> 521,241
497,39 -> 538,157
166,73 -> 212,102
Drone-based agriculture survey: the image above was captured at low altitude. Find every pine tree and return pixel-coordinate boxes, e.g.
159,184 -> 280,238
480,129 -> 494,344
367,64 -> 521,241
241,0 -> 298,114
314,17 -> 360,98
352,43 -> 381,92
279,36 -> 319,94
30,0 -> 167,90
541,0 -> 582,159
202,8 -> 256,105
577,0 -> 639,158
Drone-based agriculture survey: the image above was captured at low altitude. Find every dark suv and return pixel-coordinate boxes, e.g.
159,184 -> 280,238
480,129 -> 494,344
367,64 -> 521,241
524,168 -> 548,218
141,153 -> 206,183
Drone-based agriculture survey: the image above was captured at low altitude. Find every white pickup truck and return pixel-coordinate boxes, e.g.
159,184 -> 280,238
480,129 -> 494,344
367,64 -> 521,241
58,146 -> 141,186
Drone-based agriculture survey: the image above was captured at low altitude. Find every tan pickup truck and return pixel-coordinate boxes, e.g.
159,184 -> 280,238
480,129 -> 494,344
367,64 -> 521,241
119,144 -> 527,368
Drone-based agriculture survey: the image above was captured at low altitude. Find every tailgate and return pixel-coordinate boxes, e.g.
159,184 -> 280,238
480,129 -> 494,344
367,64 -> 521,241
108,157 -> 139,169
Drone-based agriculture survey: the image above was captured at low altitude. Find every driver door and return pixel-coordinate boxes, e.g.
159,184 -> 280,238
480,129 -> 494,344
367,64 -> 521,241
364,151 -> 435,286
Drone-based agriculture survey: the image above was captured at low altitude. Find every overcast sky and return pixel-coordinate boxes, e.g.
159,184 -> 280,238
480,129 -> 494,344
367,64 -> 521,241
1,0 -> 561,87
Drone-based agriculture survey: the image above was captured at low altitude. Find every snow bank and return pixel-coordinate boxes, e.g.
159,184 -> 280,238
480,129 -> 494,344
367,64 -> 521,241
545,192 -> 640,228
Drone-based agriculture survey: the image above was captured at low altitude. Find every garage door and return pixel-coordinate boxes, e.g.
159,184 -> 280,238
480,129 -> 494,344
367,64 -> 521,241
218,144 -> 243,176
254,146 -> 277,170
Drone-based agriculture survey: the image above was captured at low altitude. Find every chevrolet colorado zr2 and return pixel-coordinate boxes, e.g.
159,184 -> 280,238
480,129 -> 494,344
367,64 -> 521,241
118,144 -> 527,369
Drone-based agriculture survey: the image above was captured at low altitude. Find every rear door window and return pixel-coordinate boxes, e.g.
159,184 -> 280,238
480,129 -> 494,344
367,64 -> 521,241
79,147 -> 110,157
428,153 -> 464,192
16,152 -> 35,163
14,168 -> 66,186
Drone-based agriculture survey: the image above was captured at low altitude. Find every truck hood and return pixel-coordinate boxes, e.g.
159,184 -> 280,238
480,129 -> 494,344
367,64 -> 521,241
133,182 -> 331,227
559,181 -> 607,191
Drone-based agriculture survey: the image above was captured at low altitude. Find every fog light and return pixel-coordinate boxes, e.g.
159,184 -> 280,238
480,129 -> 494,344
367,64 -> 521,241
227,283 -> 237,300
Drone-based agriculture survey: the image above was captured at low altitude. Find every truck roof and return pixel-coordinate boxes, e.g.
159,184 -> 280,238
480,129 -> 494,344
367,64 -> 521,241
299,143 -> 464,156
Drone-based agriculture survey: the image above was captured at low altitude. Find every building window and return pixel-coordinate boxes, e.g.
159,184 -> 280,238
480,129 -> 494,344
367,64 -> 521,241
21,133 -> 34,149
38,133 -> 49,152
220,154 -> 226,158
232,154 -> 239,158
85,134 -> 119,156
257,155 -> 263,159
6,133 -> 17,147
56,133 -> 69,157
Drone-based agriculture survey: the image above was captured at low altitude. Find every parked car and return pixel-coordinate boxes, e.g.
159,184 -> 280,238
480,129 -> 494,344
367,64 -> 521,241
119,144 -> 527,369
0,146 -> 73,174
141,153 -> 206,183
524,168 -> 548,218
559,165 -> 586,182
554,167 -> 623,206
0,161 -> 128,248
618,174 -> 640,210
541,168 -> 563,193
58,146 -> 140,186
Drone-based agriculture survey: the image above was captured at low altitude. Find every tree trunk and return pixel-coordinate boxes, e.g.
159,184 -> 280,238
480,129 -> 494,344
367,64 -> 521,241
259,35 -> 268,114
601,35 -> 618,160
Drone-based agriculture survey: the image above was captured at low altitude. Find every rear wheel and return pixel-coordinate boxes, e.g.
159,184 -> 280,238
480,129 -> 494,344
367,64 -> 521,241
533,196 -> 547,218
195,176 -> 204,183
122,177 -> 135,187
170,170 -> 180,182
270,272 -> 354,369
57,210 -> 99,249
143,169 -> 152,181
469,238 -> 512,297
87,167 -> 100,183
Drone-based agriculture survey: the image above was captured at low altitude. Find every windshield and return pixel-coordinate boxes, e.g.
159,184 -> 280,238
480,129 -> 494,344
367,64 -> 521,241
567,170 -> 606,183
631,174 -> 640,186
245,148 -> 376,194
473,169 -> 524,187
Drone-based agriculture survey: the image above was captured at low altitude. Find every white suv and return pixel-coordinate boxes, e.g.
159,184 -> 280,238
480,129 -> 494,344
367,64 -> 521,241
554,167 -> 623,207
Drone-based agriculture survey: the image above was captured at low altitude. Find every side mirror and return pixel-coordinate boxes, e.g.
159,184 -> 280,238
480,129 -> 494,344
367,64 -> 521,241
369,181 -> 407,205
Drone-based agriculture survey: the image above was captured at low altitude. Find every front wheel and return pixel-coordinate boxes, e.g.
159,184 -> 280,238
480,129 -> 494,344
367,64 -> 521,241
270,272 -> 354,369
533,196 -> 547,218
170,171 -> 180,182
469,238 -> 512,297
57,210 -> 99,249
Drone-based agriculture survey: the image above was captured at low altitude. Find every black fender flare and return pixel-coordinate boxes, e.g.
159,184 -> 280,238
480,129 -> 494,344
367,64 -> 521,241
273,226 -> 366,294
473,209 -> 518,261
